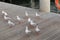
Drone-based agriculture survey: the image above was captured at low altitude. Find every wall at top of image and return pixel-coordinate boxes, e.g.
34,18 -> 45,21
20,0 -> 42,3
0,0 -> 39,9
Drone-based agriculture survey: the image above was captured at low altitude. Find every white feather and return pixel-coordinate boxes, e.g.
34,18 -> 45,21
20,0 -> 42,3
35,25 -> 40,32
36,12 -> 40,16
8,20 -> 15,26
2,11 -> 8,16
25,26 -> 31,34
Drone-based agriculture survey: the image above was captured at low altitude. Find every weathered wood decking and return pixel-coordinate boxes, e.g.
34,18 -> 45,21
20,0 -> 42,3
0,2 -> 60,40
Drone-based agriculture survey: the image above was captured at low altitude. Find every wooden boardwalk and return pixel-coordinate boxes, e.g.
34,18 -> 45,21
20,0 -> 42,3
0,2 -> 60,40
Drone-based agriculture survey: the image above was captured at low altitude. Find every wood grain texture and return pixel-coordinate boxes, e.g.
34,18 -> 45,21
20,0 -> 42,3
0,2 -> 60,40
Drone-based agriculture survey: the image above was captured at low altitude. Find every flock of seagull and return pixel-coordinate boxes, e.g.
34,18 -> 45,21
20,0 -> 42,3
1,10 -> 40,34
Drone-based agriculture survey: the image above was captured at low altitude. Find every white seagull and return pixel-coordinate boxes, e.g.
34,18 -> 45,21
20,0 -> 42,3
30,20 -> 36,26
4,16 -> 11,20
2,11 -> 8,16
36,12 -> 40,17
25,11 -> 28,17
16,16 -> 24,23
8,20 -> 15,27
28,18 -> 32,23
25,26 -> 31,34
16,16 -> 22,21
35,25 -> 40,32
